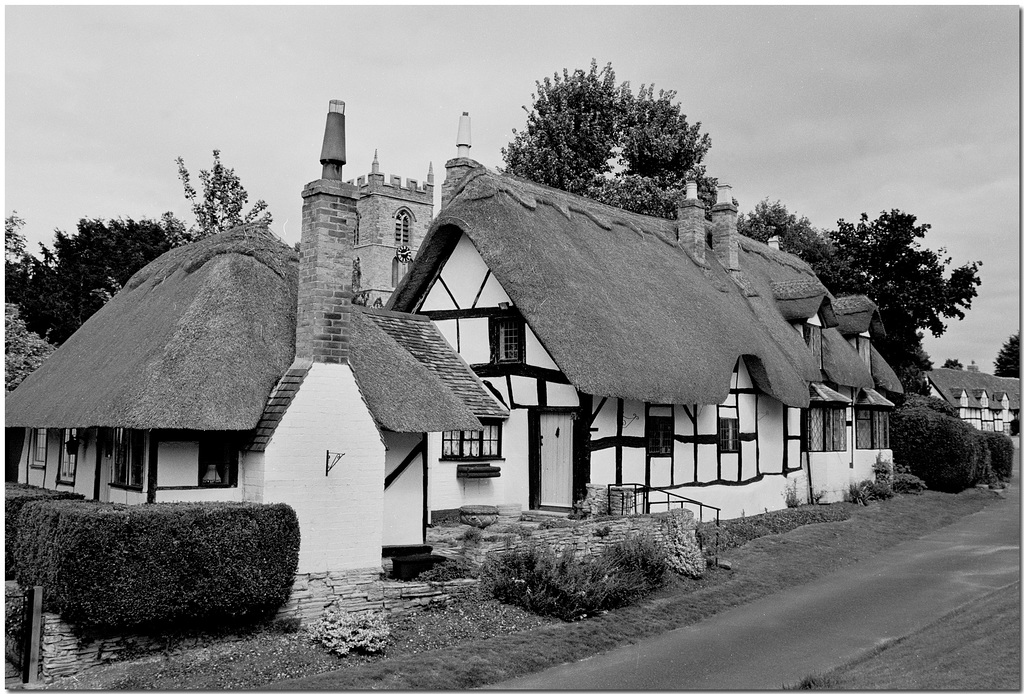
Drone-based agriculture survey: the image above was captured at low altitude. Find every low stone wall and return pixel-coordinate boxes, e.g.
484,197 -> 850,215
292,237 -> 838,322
34,573 -> 478,683
436,507 -> 706,578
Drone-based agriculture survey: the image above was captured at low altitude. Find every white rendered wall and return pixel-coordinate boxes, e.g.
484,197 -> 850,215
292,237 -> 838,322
383,432 -> 425,546
262,362 -> 385,573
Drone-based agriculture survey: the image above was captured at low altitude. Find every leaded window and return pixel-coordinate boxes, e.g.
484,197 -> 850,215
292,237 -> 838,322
805,407 -> 847,452
441,420 -> 502,460
57,429 -> 78,484
112,428 -> 145,489
32,428 -> 47,468
490,316 -> 525,364
803,324 -> 822,369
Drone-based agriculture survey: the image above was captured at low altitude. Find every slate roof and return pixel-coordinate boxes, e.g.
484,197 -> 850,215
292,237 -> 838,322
390,161 -> 902,408
927,368 -> 1021,411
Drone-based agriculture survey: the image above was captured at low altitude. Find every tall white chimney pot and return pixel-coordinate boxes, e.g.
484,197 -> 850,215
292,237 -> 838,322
456,112 -> 472,157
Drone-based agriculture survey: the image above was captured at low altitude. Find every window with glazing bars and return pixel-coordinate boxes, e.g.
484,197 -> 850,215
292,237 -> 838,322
647,415 -> 674,457
441,420 -> 502,459
855,409 -> 890,449
806,407 -> 846,452
718,417 -> 740,453
490,317 -> 524,363
57,429 -> 78,484
112,428 -> 145,489
32,428 -> 47,467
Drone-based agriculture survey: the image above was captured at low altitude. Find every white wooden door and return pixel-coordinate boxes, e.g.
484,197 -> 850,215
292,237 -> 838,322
539,412 -> 574,508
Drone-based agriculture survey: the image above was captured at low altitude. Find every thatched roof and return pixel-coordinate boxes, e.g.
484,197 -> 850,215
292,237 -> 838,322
821,328 -> 874,390
351,309 -> 506,432
770,279 -> 837,326
833,295 -> 886,338
928,368 -> 1020,410
391,163 -> 901,408
857,388 -> 895,408
869,344 -> 904,394
6,226 -> 298,430
6,228 -> 503,435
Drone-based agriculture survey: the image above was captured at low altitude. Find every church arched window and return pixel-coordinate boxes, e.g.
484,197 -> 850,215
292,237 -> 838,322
394,209 -> 412,245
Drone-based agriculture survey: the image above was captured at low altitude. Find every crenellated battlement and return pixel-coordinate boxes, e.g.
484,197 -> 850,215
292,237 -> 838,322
348,168 -> 433,199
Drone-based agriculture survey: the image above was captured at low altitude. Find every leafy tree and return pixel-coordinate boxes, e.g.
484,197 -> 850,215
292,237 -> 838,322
737,199 -> 835,269
821,210 -> 980,390
5,212 -> 31,306
502,61 -> 716,218
5,305 -> 54,391
941,358 -> 963,370
176,149 -> 272,239
994,332 -> 1019,378
14,215 -> 187,344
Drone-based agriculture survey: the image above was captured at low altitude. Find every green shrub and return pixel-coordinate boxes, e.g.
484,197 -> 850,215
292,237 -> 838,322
418,557 -> 472,582
845,482 -> 868,505
978,430 -> 1015,482
481,533 -> 667,621
13,500 -> 300,630
890,407 -> 980,493
899,393 -> 959,418
892,464 -> 927,494
5,483 -> 84,580
696,505 -> 851,555
307,608 -> 389,657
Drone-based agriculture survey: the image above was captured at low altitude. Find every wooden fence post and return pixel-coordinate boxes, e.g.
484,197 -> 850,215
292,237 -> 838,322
22,585 -> 42,684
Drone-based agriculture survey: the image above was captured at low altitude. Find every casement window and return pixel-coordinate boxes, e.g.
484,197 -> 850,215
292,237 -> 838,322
441,419 -> 502,460
198,436 -> 238,487
803,324 -> 822,369
646,412 -> 674,457
394,209 -> 411,245
805,407 -> 847,452
31,428 -> 47,468
111,428 -> 146,489
855,409 -> 890,449
57,429 -> 78,484
718,417 -> 740,453
489,316 -> 525,364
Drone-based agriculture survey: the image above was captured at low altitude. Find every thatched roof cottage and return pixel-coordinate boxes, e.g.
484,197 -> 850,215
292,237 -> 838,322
926,366 -> 1020,434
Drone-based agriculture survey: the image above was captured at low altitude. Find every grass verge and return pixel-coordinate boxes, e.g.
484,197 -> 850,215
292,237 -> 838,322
789,580 -> 1021,690
268,489 -> 1003,690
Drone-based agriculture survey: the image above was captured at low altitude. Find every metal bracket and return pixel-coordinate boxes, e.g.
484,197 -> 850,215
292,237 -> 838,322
325,450 -> 345,476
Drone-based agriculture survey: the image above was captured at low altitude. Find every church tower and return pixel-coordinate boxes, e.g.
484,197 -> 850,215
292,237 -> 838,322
349,152 -> 434,307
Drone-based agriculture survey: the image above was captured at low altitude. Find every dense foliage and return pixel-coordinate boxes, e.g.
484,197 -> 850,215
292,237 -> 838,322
941,358 -> 963,370
4,483 -> 84,580
177,149 -> 272,238
308,608 -> 390,657
5,305 -> 54,391
481,533 -> 668,621
5,214 -> 188,345
890,406 -> 981,492
12,500 -> 300,630
977,430 -> 1014,482
899,393 -> 959,419
696,505 -> 851,556
502,60 -> 716,218
994,332 -> 1019,378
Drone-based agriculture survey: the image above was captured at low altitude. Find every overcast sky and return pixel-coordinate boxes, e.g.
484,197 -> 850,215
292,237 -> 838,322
5,5 -> 1019,371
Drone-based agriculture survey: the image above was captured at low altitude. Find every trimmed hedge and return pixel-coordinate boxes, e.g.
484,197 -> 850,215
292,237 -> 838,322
899,393 -> 959,419
696,504 -> 851,554
5,483 -> 85,580
13,500 -> 300,630
978,430 -> 1015,482
891,407 -> 980,493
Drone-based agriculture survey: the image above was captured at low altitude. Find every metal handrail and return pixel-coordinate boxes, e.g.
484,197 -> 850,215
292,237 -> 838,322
606,482 -> 721,527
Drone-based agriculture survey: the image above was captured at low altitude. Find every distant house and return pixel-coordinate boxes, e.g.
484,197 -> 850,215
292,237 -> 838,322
926,365 -> 1020,435
388,116 -> 904,515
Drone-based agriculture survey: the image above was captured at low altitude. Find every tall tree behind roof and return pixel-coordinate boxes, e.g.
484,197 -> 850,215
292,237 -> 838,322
942,358 -> 964,370
501,60 -> 716,219
5,304 -> 53,391
994,331 -> 1019,378
176,149 -> 272,239
821,209 -> 981,391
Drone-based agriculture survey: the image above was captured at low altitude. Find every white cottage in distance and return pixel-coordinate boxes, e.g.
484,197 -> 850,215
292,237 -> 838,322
390,114 -> 904,519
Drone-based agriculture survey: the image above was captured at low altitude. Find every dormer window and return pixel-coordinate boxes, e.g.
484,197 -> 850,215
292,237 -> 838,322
395,209 -> 412,245
803,323 -> 822,369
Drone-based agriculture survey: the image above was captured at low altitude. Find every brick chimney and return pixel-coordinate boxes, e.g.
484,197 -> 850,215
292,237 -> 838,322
967,361 -> 980,373
676,180 -> 706,265
711,183 -> 739,276
297,100 -> 359,364
442,112 -> 477,209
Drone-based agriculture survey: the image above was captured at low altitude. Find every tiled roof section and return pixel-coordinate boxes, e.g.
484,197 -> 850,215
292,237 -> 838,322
928,368 -> 1021,411
361,310 -> 508,420
248,362 -> 311,452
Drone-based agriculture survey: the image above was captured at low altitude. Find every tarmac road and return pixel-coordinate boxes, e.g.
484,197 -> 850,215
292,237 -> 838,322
489,463 -> 1020,690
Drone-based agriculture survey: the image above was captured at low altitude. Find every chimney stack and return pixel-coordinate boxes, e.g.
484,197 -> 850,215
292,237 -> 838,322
711,183 -> 739,276
967,361 -> 980,373
767,235 -> 780,250
319,100 -> 347,180
298,100 -> 360,365
443,112 -> 478,209
676,179 -> 706,265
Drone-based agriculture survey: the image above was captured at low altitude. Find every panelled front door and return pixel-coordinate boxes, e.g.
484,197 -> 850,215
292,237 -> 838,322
538,412 -> 574,509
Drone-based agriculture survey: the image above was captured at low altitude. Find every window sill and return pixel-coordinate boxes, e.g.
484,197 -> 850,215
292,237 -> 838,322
108,483 -> 144,492
157,485 -> 237,491
441,457 -> 505,463
55,480 -> 76,487
29,464 -> 46,470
